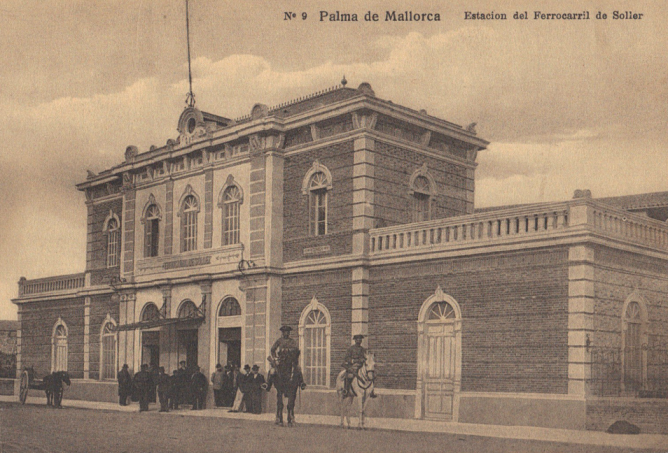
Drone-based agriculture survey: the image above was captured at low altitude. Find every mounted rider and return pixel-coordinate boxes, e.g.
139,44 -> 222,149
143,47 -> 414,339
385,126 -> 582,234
270,325 -> 300,371
342,334 -> 376,398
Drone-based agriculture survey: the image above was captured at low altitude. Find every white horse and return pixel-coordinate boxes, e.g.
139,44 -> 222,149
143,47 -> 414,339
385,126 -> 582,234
336,351 -> 376,429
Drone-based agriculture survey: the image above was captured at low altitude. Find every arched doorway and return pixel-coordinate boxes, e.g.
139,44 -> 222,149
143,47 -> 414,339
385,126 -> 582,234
140,303 -> 160,368
415,286 -> 462,420
177,300 -> 199,372
217,297 -> 242,368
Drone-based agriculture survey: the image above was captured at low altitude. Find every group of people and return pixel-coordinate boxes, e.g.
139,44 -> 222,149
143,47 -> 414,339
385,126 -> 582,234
212,363 -> 266,414
117,361 -> 209,412
115,327 -> 374,413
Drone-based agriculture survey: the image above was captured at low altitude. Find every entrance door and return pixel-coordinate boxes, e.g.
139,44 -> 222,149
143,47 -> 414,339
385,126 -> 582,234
418,295 -> 461,421
219,327 -> 242,368
178,329 -> 198,371
424,321 -> 456,419
141,331 -> 160,367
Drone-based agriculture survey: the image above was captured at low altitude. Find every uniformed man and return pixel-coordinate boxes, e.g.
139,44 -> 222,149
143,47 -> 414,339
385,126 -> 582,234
342,334 -> 376,398
270,325 -> 299,365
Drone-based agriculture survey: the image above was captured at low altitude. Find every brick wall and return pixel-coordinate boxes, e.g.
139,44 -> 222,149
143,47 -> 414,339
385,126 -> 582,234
373,140 -> 472,227
20,297 -> 86,378
591,245 -> 668,350
87,198 -> 123,283
282,270 -> 352,386
283,141 -> 354,262
368,248 -> 570,392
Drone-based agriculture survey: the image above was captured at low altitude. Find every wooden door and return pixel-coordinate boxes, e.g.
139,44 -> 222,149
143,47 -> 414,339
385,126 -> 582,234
423,319 -> 457,419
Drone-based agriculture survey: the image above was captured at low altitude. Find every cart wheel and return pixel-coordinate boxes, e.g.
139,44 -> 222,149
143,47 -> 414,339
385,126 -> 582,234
19,370 -> 29,404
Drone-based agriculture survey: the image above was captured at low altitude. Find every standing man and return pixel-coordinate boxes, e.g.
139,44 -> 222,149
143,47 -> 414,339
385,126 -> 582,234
156,367 -> 171,412
175,361 -> 188,408
117,364 -> 132,406
248,365 -> 266,414
211,364 -> 225,408
342,334 -> 376,398
222,364 -> 235,407
133,364 -> 154,412
190,365 -> 208,410
230,364 -> 251,412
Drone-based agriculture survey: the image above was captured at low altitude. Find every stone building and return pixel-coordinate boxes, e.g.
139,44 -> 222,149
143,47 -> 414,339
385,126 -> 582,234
12,82 -> 668,432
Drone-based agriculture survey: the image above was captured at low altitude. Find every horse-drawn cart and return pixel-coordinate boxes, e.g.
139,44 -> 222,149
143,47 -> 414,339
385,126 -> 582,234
19,368 -> 47,404
19,367 -> 69,406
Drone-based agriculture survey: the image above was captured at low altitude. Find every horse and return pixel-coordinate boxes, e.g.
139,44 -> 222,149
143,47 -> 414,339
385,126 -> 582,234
44,371 -> 71,408
336,351 -> 376,429
269,350 -> 306,427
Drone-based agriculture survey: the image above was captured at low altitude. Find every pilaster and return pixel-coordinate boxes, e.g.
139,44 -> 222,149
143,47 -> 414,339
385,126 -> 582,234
351,267 -> 369,345
243,277 -> 268,368
122,189 -> 136,279
265,152 -> 284,268
249,153 -> 266,260
568,245 -> 595,396
352,136 -> 375,255
84,296 -> 91,379
204,170 -> 214,248
164,179 -> 174,255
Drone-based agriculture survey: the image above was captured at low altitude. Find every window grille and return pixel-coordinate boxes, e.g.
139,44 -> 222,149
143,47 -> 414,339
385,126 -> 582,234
53,324 -> 68,372
181,195 -> 198,252
309,172 -> 329,236
101,322 -> 116,380
106,218 -> 120,268
223,186 -> 241,245
303,309 -> 328,386
144,204 -> 160,257
219,297 -> 241,317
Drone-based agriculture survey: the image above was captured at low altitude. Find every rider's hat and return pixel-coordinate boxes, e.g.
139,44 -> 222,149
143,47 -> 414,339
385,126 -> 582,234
279,325 -> 292,332
353,334 -> 365,340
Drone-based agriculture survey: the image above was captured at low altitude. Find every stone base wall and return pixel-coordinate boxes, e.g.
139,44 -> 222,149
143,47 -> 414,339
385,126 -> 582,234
586,398 -> 668,434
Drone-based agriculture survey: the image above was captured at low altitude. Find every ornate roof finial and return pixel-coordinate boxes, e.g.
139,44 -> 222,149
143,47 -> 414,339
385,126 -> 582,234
184,0 -> 196,108
341,75 -> 347,87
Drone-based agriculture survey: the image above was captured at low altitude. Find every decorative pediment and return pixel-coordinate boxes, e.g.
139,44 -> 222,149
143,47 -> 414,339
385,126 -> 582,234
218,174 -> 244,207
408,163 -> 438,196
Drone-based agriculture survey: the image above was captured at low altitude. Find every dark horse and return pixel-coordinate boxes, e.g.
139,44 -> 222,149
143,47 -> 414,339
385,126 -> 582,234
268,350 -> 306,426
43,371 -> 71,408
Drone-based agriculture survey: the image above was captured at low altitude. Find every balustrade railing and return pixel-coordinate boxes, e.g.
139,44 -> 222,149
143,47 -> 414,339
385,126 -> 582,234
369,199 -> 668,255
18,273 -> 86,296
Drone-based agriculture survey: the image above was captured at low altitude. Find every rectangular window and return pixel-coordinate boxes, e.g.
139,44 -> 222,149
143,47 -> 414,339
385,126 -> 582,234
55,341 -> 67,372
414,193 -> 431,222
102,335 -> 116,379
145,219 -> 160,257
182,211 -> 197,252
310,190 -> 327,236
107,230 -> 120,267
304,327 -> 327,386
224,202 -> 240,245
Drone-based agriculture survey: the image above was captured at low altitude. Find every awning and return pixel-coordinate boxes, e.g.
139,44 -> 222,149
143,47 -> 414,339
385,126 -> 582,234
114,315 -> 204,332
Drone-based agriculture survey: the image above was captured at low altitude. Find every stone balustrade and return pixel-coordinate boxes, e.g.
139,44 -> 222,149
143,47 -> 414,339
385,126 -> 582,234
369,199 -> 668,255
18,273 -> 86,296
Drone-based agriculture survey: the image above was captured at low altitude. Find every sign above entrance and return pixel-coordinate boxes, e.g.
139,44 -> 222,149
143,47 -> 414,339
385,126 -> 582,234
135,246 -> 243,276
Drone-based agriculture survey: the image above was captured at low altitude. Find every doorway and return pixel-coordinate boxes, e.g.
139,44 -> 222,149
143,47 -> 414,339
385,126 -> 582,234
219,327 -> 241,368
141,331 -> 160,367
178,329 -> 199,371
416,287 -> 462,421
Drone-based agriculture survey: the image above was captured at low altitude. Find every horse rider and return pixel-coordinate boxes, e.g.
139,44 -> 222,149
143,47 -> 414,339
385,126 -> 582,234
270,325 -> 300,367
342,334 -> 376,398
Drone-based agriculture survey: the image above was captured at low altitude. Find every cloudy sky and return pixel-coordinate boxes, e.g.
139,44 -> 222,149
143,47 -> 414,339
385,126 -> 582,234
0,0 -> 666,319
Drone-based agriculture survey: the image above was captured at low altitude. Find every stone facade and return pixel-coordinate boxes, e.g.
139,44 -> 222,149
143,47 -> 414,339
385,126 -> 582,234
12,82 -> 668,432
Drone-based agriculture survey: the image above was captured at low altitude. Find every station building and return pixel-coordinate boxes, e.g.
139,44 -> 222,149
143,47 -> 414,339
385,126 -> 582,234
12,82 -> 668,432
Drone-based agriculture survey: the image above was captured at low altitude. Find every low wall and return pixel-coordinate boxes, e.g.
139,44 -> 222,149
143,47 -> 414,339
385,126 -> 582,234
458,393 -> 587,430
587,397 -> 668,434
0,378 -> 15,395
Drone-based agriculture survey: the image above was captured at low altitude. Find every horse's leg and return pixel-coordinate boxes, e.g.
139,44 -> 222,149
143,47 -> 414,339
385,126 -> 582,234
275,391 -> 284,425
286,390 -> 296,426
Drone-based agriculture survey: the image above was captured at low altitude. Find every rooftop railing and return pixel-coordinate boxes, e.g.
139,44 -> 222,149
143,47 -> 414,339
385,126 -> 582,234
18,273 -> 86,297
369,199 -> 668,255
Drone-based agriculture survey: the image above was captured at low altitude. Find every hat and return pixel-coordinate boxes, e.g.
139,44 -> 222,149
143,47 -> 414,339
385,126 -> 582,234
224,364 -> 231,371
243,364 -> 251,370
122,364 -> 128,369
353,334 -> 365,340
252,365 -> 260,371
279,325 -> 292,332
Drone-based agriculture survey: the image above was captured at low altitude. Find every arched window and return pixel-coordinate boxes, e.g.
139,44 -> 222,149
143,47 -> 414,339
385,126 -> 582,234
144,204 -> 161,258
141,303 -> 161,322
309,172 -> 329,236
222,185 -> 241,245
299,297 -> 331,387
412,176 -> 432,222
219,297 -> 241,317
178,300 -> 199,318
622,296 -> 648,393
105,217 -> 121,268
52,319 -> 68,372
409,165 -> 437,223
181,195 -> 199,252
100,319 -> 117,380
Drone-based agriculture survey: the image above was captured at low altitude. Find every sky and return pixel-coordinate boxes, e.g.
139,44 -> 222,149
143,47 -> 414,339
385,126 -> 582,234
0,0 -> 666,319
